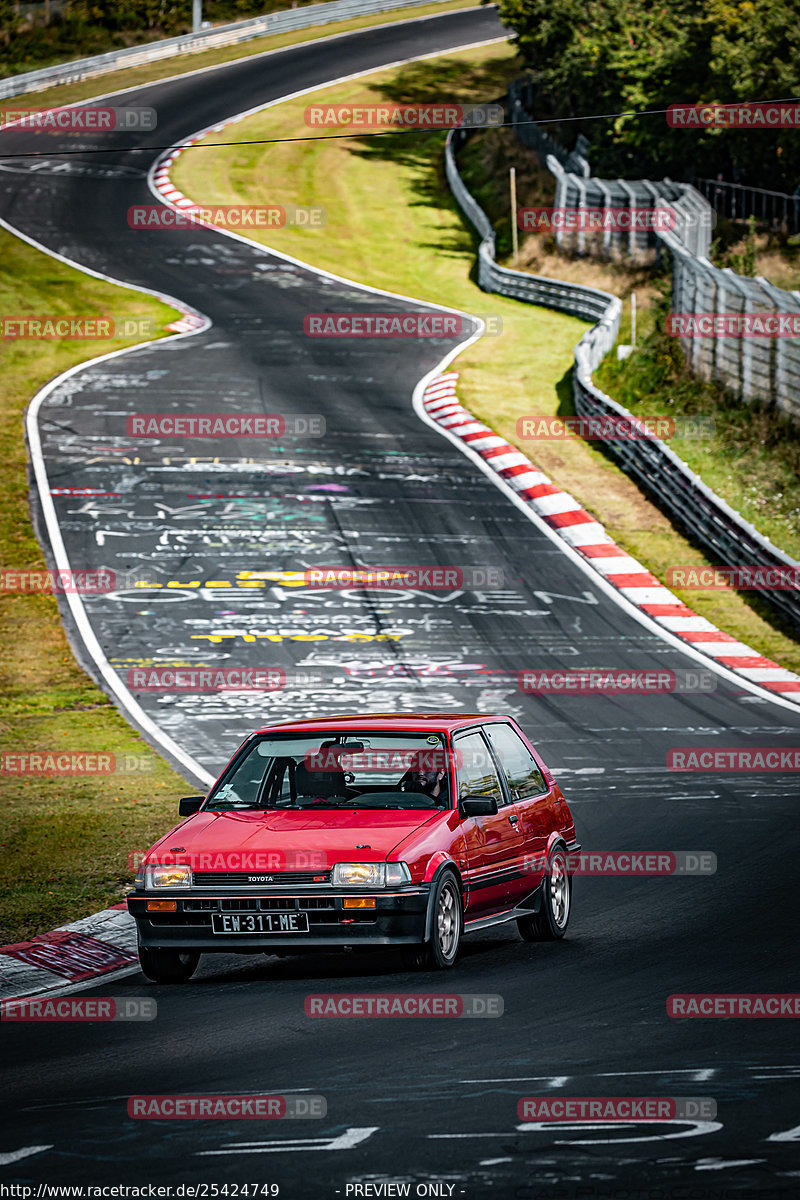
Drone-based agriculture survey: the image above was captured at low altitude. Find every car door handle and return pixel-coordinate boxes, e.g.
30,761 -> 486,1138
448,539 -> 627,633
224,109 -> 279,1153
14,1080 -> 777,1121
507,812 -> 519,825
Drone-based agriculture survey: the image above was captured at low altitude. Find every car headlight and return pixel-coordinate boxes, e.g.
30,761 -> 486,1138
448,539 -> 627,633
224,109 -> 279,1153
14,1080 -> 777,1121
145,863 -> 192,890
331,862 -> 412,888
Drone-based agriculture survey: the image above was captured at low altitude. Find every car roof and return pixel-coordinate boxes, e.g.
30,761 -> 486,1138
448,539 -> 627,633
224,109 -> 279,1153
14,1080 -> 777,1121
253,713 -> 512,734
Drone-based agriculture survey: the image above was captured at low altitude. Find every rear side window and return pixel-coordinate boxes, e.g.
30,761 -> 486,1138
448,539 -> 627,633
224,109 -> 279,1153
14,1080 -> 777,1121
484,724 -> 547,800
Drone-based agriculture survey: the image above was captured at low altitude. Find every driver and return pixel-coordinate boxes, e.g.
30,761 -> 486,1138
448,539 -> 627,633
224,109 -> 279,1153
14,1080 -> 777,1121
401,754 -> 448,804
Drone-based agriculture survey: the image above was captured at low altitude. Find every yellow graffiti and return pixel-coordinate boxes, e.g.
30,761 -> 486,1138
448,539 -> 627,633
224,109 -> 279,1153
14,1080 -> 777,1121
134,571 -> 308,589
190,631 -> 407,644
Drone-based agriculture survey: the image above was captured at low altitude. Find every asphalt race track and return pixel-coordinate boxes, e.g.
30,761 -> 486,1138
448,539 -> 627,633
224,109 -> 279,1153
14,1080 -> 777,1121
1,7 -> 800,1196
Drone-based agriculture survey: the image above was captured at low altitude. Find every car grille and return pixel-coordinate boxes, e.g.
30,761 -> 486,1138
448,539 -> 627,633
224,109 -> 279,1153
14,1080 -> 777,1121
147,895 -> 374,927
184,897 -> 333,912
192,871 -> 331,887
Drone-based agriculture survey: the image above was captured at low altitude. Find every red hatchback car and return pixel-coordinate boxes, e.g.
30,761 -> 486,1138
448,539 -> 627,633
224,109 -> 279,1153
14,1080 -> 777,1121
128,714 -> 579,981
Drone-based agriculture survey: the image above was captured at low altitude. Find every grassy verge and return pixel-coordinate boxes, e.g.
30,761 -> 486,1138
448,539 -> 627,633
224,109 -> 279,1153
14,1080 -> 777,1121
4,0 -> 474,111
172,44 -> 800,671
595,289 -> 800,562
0,229 -> 192,944
709,217 -> 800,293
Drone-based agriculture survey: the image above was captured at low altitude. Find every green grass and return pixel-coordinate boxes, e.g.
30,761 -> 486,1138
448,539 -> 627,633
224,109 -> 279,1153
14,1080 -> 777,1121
173,44 -> 800,672
0,228 -> 192,944
596,285 -> 800,562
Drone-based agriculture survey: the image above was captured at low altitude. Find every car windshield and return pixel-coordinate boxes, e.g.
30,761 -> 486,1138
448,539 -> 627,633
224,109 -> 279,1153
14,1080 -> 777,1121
204,732 -> 453,812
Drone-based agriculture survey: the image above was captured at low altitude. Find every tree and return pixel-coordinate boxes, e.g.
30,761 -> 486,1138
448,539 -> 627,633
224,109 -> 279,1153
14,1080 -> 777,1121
493,0 -> 800,190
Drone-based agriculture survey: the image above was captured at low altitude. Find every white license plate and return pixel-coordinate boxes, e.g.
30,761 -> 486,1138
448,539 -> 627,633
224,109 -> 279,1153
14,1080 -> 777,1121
211,912 -> 310,934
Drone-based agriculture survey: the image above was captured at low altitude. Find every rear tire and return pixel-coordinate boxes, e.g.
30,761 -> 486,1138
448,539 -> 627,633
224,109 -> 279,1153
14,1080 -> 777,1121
406,872 -> 462,970
138,946 -> 200,983
517,846 -> 571,942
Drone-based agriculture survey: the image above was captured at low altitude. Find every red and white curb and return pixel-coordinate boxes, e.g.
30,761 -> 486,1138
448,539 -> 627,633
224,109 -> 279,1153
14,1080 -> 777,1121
152,142 -> 202,212
151,126 -> 244,239
148,136 -> 215,332
0,904 -> 137,1002
423,373 -> 800,699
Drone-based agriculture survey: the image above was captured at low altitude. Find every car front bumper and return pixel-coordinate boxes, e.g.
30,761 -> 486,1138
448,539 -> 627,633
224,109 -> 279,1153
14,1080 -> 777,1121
127,888 -> 431,951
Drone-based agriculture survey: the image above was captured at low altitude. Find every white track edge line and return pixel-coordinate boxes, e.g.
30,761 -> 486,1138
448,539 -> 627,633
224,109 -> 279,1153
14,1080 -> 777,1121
0,214 -> 216,785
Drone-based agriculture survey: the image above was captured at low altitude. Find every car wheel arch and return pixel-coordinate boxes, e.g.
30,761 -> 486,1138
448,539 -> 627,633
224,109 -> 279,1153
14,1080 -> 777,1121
545,833 -> 570,865
422,862 -> 464,943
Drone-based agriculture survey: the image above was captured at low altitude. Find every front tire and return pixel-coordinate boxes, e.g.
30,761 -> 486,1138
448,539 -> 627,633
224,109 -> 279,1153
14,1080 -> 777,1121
138,946 -> 200,983
517,846 -> 571,941
406,872 -> 462,970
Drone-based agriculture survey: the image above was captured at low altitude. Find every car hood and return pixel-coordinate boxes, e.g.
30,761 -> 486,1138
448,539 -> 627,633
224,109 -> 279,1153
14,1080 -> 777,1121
146,807 -> 442,868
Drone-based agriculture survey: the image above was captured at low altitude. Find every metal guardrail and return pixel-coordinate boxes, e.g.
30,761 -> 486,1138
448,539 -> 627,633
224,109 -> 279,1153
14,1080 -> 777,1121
660,228 -> 800,422
444,124 -> 800,630
694,177 -> 800,234
509,81 -> 800,419
447,126 -> 617,323
0,0 -> 453,100
509,78 -> 714,261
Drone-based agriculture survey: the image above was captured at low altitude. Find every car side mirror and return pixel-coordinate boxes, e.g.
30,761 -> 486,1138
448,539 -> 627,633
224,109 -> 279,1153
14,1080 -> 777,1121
179,795 -> 205,816
461,794 -> 498,817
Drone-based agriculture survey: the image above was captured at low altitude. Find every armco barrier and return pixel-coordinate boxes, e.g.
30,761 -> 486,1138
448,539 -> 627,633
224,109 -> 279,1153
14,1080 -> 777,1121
509,78 -> 800,419
445,123 -> 800,630
661,226 -> 800,421
446,126 -> 616,323
0,0 -> 456,100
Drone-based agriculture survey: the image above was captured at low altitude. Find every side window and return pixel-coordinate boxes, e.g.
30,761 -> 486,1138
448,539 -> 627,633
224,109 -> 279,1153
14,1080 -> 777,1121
484,724 -> 547,801
454,731 -> 505,807
207,743 -> 266,807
